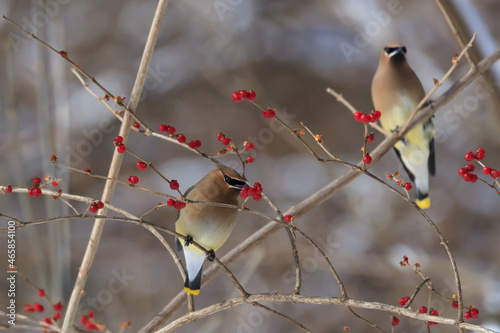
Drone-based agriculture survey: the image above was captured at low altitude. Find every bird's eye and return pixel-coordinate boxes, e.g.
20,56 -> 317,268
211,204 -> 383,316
224,175 -> 246,189
384,47 -> 396,54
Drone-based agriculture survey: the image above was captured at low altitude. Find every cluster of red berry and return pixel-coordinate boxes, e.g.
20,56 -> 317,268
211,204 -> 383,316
354,110 -> 381,124
89,201 -> 104,213
28,177 -> 43,197
167,198 -> 186,210
158,124 -> 201,149
231,90 -> 256,102
80,311 -> 101,331
459,148 -> 498,183
396,297 -> 439,326
23,289 -> 64,329
114,136 -> 126,153
240,182 -> 262,201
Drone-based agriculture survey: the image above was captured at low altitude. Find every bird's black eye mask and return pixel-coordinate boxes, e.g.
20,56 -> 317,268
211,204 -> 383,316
384,46 -> 407,57
223,174 -> 246,190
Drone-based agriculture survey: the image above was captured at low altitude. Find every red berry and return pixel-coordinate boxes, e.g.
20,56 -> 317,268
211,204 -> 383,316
247,90 -> 256,101
465,163 -> 475,172
53,312 -> 62,320
470,173 -> 478,183
43,317 -> 53,324
253,182 -> 263,193
5,185 -> 12,193
96,201 -> 104,209
463,172 -> 472,182
245,156 -> 254,164
354,111 -> 363,122
372,110 -> 382,120
470,307 -> 479,318
451,301 -> 458,309
114,136 -> 123,144
116,144 -> 126,153
245,142 -> 254,151
174,201 -> 186,210
33,177 -> 42,184
360,113 -> 370,124
54,302 -> 63,312
136,161 -> 148,170
33,187 -> 42,197
464,311 -> 471,320
24,304 -> 35,312
188,140 -> 201,149
363,154 -> 372,164
239,190 -> 249,199
84,168 -> 91,173
51,181 -> 59,187
89,203 -> 98,213
284,215 -> 293,223
404,182 -> 412,191
231,91 -> 242,102
366,133 -> 375,143
38,289 -> 46,297
398,296 -> 410,307
177,134 -> 186,143
87,311 -> 95,318
222,138 -> 232,146
458,168 -> 468,177
218,133 -> 225,141
165,125 -> 176,133
491,169 -> 499,178
475,151 -> 485,160
263,108 -> 276,119
464,151 -> 474,162
368,113 -> 378,122
483,166 -> 492,175
392,316 -> 400,326
128,176 -> 139,185
80,315 -> 88,325
238,90 -> 248,100
133,122 -> 140,129
85,322 -> 98,330
419,306 -> 428,313
477,148 -> 485,154
33,302 -> 44,312
170,180 -> 180,190
167,199 -> 176,207
159,124 -> 168,132
252,193 -> 262,201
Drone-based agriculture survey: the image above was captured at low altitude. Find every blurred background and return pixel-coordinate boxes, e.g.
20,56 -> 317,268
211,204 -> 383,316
1,0 -> 499,332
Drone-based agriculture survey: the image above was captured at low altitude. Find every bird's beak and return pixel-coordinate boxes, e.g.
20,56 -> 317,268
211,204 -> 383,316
388,47 -> 405,57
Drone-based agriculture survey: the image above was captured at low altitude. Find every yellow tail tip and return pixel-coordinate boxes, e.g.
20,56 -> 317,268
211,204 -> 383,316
416,197 -> 431,209
184,287 -> 200,296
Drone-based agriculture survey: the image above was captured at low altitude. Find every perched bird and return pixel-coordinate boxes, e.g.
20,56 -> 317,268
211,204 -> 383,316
371,43 -> 435,209
175,165 -> 246,295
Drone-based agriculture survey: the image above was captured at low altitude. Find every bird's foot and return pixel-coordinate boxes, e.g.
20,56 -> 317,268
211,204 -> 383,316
184,235 -> 193,247
206,250 -> 216,262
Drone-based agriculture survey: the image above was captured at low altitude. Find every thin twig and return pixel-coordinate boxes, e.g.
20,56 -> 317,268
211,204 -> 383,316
251,302 -> 311,332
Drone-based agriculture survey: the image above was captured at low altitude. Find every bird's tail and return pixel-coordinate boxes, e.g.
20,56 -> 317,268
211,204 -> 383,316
183,248 -> 206,295
415,182 -> 431,209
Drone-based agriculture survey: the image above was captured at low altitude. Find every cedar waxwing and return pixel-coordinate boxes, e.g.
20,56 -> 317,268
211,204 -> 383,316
371,44 -> 435,209
175,165 -> 246,295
